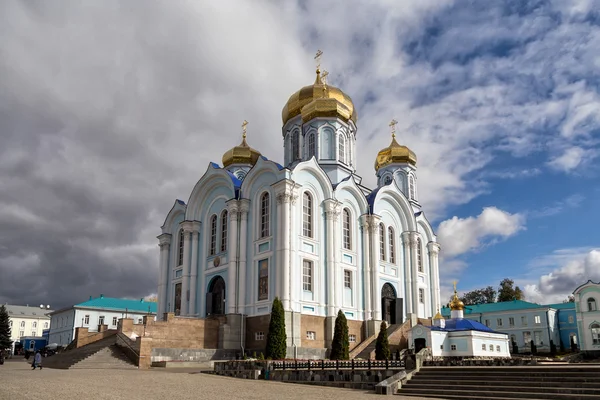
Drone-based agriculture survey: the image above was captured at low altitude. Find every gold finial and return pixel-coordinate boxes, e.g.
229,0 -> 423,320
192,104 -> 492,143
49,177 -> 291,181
321,70 -> 329,85
389,119 -> 398,139
314,49 -> 323,73
242,120 -> 248,140
453,280 -> 457,292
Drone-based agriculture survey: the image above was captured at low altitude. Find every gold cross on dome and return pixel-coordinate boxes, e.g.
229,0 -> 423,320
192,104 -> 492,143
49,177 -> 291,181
389,119 -> 398,138
242,120 -> 248,139
321,70 -> 329,85
314,49 -> 323,71
453,280 -> 458,292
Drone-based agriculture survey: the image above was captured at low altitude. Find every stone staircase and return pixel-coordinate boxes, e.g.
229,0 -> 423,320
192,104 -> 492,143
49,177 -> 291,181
352,324 -> 401,360
398,366 -> 600,399
43,336 -> 136,370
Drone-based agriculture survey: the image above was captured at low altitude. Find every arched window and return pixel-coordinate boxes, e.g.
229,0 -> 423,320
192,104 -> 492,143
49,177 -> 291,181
338,134 -> 346,164
220,210 -> 228,252
303,192 -> 313,237
209,215 -> 217,256
292,130 -> 300,161
260,192 -> 270,238
592,323 -> 600,345
388,227 -> 395,264
409,175 -> 416,200
178,230 -> 184,266
379,223 -> 385,261
307,133 -> 316,159
417,238 -> 423,272
588,298 -> 597,312
342,208 -> 351,250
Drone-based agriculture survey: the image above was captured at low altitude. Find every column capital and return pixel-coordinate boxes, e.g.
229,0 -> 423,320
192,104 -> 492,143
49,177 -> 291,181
323,198 -> 341,221
226,199 -> 239,214
238,198 -> 251,214
180,220 -> 201,234
273,179 -> 299,204
427,241 -> 441,254
366,214 -> 381,233
157,233 -> 172,248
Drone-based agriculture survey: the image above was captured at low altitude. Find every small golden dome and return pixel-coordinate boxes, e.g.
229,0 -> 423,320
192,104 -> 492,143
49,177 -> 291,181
222,126 -> 261,168
281,69 -> 357,127
449,286 -> 465,311
433,311 -> 443,320
374,135 -> 417,171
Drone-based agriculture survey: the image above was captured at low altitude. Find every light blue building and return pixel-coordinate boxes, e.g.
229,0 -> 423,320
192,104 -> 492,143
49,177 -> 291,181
545,302 -> 578,351
441,300 -> 560,353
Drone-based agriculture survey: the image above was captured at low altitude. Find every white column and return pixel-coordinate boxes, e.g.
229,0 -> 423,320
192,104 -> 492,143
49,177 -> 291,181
428,242 -> 441,314
180,226 -> 192,316
189,223 -> 200,316
275,194 -> 284,301
360,216 -> 371,320
401,232 -> 413,314
324,199 -> 340,317
409,232 -> 420,318
274,181 -> 297,312
227,201 -> 239,314
157,233 -> 172,320
238,200 -> 250,314
369,215 -> 382,320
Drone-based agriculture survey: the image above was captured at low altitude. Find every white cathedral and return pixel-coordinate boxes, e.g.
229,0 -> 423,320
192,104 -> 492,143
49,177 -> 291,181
157,63 -> 442,355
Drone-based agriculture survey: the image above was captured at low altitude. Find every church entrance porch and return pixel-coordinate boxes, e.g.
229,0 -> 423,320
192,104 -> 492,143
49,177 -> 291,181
381,283 -> 403,325
206,276 -> 226,316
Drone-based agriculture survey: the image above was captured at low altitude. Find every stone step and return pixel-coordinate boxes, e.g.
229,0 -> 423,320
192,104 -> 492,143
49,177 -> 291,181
399,387 -> 600,400
417,370 -> 600,377
409,378 -> 600,387
402,383 -> 600,395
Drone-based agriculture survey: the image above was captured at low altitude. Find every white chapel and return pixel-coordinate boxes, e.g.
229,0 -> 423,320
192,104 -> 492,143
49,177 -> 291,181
157,58 -> 442,355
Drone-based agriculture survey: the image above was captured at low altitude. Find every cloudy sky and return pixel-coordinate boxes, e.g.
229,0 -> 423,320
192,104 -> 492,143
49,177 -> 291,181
1,0 -> 599,309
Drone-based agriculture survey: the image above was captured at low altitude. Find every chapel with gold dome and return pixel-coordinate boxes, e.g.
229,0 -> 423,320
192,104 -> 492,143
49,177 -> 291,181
157,52 -> 441,359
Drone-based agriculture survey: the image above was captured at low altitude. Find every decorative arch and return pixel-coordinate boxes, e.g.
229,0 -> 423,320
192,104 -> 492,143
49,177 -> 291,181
320,126 -> 334,159
372,186 -> 417,232
206,275 -> 226,316
185,166 -> 236,221
239,156 -> 282,199
161,199 -> 187,233
381,282 -> 399,324
417,218 -> 436,243
334,177 -> 369,215
292,158 -> 334,199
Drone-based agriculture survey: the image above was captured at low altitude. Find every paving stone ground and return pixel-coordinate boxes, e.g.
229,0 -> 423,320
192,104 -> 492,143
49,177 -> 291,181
0,358 -> 442,400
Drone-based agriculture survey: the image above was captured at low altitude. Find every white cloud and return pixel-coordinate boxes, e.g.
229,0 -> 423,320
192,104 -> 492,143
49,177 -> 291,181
547,146 -> 597,172
437,207 -> 525,258
528,193 -> 585,218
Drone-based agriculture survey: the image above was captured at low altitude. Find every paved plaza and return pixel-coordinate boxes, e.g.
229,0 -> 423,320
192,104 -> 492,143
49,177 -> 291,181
0,359 -> 441,400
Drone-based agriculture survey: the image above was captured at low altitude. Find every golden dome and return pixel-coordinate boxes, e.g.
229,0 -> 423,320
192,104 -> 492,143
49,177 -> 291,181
222,126 -> 261,168
281,69 -> 357,127
433,311 -> 443,320
374,135 -> 417,171
449,284 -> 465,311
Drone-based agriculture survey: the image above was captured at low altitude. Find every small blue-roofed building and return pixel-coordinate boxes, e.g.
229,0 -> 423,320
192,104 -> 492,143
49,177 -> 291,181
47,294 -> 157,346
410,285 -> 510,357
441,299 -> 561,353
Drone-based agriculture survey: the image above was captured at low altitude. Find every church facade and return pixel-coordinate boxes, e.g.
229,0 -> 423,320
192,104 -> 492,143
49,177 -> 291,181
157,66 -> 442,355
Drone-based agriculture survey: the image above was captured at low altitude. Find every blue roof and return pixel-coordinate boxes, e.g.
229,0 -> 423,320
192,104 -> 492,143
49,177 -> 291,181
76,296 -> 157,314
260,155 -> 284,170
441,300 -> 544,317
431,318 -> 505,334
176,199 -> 186,205
366,187 -> 384,213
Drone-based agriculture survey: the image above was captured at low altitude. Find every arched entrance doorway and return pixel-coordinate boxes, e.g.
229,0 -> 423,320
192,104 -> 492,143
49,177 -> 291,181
414,338 -> 426,353
206,276 -> 226,316
381,283 -> 397,325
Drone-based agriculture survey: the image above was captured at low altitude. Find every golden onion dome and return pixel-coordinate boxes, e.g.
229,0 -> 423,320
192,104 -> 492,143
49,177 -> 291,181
433,311 -> 443,320
222,131 -> 261,168
374,135 -> 417,171
281,69 -> 357,128
449,290 -> 465,311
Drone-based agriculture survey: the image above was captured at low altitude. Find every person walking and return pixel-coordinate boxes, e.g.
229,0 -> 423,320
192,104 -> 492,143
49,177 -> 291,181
32,350 -> 42,370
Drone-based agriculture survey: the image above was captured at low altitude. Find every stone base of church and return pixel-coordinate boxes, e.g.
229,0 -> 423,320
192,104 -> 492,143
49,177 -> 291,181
366,319 -> 383,339
220,313 -> 245,350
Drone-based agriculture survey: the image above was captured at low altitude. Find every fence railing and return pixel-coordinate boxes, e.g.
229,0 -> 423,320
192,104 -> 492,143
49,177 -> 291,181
271,359 -> 404,371
115,332 -> 140,367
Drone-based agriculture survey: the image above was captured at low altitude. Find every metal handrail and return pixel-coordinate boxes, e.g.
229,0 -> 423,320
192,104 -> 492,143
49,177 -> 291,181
116,332 -> 139,356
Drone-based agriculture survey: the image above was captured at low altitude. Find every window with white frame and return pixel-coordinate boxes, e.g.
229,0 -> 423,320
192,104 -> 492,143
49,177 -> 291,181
255,331 -> 265,341
409,175 -> 416,199
521,316 -> 527,326
419,288 -> 425,303
417,238 -> 423,272
260,192 -> 270,238
509,317 -> 515,327
19,331 -> 24,338
496,345 -> 501,352
112,317 -> 118,326
482,344 -> 486,350
344,270 -> 351,289
450,344 -> 456,351
303,192 -> 313,237
342,208 -> 351,250
31,331 -> 36,336
98,316 -> 105,326
138,318 -> 143,324
534,331 -> 542,345
32,322 -> 37,329
44,322 -> 48,329
349,334 -> 356,343
84,315 -> 90,325
591,324 -> 600,345
220,210 -> 228,252
209,215 -> 217,256
497,318 -> 503,327
588,297 -> 597,311
523,331 -> 531,344
303,260 -> 313,292
307,133 -> 316,158
178,229 -> 184,266
338,134 -> 346,164
534,315 -> 541,324
20,321 -> 25,328
379,223 -> 385,261
568,316 -> 574,323
489,344 -> 494,351
440,345 -> 443,350
388,227 -> 395,264
306,331 -> 316,340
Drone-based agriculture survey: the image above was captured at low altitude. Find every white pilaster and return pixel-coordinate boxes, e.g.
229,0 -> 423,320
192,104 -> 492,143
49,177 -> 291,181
274,179 -> 298,311
428,242 -> 441,315
359,216 -> 371,320
369,215 -> 382,320
409,232 -> 420,318
157,233 -> 172,320
401,232 -> 413,314
226,200 -> 239,314
238,199 -> 250,314
179,222 -> 193,316
324,199 -> 341,317
188,222 -> 201,316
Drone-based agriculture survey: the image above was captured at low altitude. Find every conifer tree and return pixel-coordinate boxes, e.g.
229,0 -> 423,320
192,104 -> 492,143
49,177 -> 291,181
265,297 -> 287,360
0,305 -> 12,351
330,310 -> 349,360
375,321 -> 390,360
